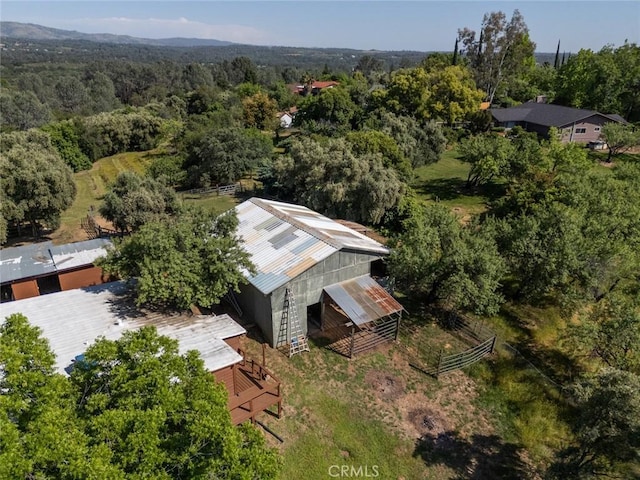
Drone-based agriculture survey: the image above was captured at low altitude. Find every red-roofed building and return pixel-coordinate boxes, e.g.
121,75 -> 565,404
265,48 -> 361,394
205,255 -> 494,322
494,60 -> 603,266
288,81 -> 340,96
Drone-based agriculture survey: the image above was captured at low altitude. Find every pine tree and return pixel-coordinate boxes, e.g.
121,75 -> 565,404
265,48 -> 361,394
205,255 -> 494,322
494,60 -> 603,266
554,40 -> 561,69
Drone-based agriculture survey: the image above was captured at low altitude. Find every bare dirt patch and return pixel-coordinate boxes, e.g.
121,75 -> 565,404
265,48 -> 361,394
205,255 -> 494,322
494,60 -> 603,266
365,370 -> 405,402
408,407 -> 451,437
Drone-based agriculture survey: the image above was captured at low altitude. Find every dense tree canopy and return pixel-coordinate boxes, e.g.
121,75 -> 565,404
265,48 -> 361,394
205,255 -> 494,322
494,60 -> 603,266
556,43 -> 640,120
493,164 -> 640,306
421,65 -> 485,125
41,120 -> 92,172
268,136 -> 405,225
99,207 -> 254,309
0,129 -> 76,237
294,86 -> 360,135
550,368 -> 640,479
0,313 -> 122,478
100,171 -> 182,233
345,130 -> 411,180
0,314 -> 281,479
242,91 -> 279,131
373,65 -> 484,124
570,295 -> 640,374
371,111 -> 446,168
0,90 -> 51,131
184,127 -> 272,186
389,205 -> 506,315
458,133 -> 515,188
79,109 -> 164,161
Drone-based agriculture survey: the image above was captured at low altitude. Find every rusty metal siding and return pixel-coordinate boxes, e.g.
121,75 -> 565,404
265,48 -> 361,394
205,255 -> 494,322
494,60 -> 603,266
11,280 -> 39,300
58,266 -> 106,291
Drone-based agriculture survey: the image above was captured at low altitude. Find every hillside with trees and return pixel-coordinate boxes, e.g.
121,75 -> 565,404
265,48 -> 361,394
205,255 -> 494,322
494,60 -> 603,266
1,10 -> 639,479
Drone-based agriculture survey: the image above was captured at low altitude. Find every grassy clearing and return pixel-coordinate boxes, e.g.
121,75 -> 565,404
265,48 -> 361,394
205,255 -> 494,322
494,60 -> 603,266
236,294 -> 566,478
466,302 -> 576,464
242,339 -> 432,480
51,150 -> 156,244
52,149 -> 247,244
412,149 -> 505,218
588,150 -> 640,164
179,192 -> 240,215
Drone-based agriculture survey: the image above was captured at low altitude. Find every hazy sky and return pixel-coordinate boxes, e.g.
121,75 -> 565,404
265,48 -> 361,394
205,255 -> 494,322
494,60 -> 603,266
2,1 -> 638,52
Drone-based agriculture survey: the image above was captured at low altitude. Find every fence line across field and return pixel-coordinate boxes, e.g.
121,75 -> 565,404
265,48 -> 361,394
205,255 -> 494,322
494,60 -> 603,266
181,184 -> 239,196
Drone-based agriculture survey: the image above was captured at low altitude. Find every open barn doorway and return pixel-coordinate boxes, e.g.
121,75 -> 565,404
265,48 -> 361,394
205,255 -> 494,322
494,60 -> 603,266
307,302 -> 322,330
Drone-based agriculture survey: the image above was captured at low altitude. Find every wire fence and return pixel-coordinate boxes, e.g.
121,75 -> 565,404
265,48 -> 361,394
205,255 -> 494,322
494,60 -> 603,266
180,183 -> 239,197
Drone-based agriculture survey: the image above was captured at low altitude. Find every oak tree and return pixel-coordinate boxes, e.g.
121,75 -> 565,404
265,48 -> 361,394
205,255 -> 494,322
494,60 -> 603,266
270,136 -> 405,224
100,171 -> 181,233
0,130 -> 76,237
99,207 -> 254,310
389,204 -> 506,315
600,122 -> 640,162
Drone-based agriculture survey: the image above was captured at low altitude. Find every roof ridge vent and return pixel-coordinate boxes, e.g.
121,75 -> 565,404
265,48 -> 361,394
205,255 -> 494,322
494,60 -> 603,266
249,198 -> 344,250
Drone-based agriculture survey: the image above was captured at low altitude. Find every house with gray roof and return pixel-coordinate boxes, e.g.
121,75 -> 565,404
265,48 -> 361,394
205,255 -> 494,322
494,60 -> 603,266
490,101 -> 627,143
233,198 -> 402,356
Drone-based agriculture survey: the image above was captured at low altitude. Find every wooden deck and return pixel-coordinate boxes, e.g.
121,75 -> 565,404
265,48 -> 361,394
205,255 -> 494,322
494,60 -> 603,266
217,351 -> 282,425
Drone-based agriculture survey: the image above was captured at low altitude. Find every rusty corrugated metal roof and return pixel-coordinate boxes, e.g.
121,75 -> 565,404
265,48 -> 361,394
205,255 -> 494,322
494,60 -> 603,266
235,198 -> 389,295
323,275 -> 403,327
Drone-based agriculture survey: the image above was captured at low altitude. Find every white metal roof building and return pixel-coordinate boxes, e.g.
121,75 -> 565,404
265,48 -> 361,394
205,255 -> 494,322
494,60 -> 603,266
233,198 -> 392,347
0,281 -> 245,375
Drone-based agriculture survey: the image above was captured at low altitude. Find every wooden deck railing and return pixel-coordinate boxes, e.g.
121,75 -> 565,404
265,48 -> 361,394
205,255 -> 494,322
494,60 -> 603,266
227,349 -> 282,425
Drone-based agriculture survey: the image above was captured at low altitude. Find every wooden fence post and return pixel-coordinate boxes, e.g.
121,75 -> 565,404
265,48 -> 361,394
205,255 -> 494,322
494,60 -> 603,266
349,326 -> 356,358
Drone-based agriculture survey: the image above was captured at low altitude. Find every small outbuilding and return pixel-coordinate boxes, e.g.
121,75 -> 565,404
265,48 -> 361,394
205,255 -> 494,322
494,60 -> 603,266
321,275 -> 403,358
0,238 -> 112,302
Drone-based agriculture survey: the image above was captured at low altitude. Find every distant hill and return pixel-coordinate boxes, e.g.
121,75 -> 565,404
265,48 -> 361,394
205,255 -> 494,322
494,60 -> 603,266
0,21 -> 233,47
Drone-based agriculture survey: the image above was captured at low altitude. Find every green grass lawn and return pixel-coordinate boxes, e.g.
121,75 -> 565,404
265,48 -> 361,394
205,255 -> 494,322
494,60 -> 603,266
588,150 -> 640,164
243,338 -> 441,480
52,150 -> 155,244
412,149 -> 505,218
179,191 -> 240,215
52,149 -> 244,244
469,302 -> 575,462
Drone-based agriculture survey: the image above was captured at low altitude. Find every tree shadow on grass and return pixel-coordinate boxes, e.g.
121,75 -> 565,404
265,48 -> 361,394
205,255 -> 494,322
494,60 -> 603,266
498,306 -> 585,386
414,430 -> 536,479
414,178 -> 469,201
414,178 -> 507,204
